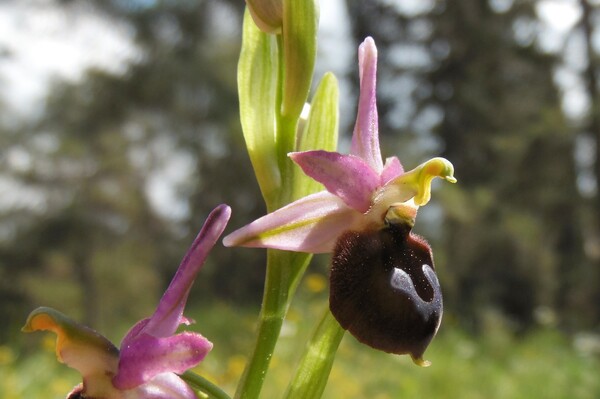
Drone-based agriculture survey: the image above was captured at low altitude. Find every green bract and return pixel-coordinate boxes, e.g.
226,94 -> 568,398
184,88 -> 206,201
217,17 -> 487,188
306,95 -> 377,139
238,0 -> 322,211
238,9 -> 281,206
291,72 -> 339,201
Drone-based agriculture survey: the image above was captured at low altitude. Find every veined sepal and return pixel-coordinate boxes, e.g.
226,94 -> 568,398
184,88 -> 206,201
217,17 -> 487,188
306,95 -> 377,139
238,9 -> 281,206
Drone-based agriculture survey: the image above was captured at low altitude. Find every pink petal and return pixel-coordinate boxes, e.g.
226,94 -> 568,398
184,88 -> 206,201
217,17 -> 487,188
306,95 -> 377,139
381,156 -> 404,185
223,191 -> 363,253
290,150 -> 380,213
351,37 -> 383,173
142,204 -> 231,338
129,373 -> 198,399
114,332 -> 212,390
120,318 -> 151,350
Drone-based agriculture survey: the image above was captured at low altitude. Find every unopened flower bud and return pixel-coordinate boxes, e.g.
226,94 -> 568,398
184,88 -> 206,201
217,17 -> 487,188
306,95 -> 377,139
246,0 -> 283,33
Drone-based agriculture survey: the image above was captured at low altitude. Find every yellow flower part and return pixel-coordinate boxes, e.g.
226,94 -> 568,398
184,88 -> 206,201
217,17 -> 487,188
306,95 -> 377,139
22,307 -> 120,398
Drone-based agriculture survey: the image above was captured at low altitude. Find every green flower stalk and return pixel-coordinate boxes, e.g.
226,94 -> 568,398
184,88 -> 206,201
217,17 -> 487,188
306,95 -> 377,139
234,2 -> 326,399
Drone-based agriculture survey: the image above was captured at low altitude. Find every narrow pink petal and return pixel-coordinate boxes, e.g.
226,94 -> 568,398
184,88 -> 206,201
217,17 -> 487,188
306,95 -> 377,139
223,191 -> 363,253
351,37 -> 383,173
381,156 -> 404,185
114,332 -> 212,390
129,373 -> 198,399
290,150 -> 380,212
143,204 -> 231,338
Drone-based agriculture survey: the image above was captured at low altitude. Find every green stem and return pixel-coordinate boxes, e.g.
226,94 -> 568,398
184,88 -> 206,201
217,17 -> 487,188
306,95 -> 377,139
234,250 -> 312,399
235,20 -> 313,399
181,371 -> 232,399
274,35 -> 299,207
284,307 -> 345,399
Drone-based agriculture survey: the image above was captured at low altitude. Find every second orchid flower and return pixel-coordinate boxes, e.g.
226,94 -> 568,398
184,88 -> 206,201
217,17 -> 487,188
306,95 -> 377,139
23,205 -> 231,399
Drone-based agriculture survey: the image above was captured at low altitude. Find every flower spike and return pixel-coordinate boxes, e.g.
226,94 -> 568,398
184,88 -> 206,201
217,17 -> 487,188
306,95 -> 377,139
225,37 -> 456,364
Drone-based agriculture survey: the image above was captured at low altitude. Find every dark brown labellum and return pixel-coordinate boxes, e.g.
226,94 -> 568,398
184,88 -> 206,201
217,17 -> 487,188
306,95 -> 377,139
329,222 -> 442,363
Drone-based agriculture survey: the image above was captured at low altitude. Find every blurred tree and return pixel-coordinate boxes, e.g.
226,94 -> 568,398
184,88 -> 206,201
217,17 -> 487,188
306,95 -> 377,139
429,0 -> 588,330
1,70 -> 172,335
0,0 -> 265,341
573,0 -> 600,326
578,0 -> 600,223
90,0 -> 268,303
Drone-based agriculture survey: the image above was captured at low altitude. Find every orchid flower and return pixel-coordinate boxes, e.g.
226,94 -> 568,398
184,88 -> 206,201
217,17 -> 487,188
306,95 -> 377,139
223,37 -> 455,254
23,204 -> 231,399
224,37 -> 456,365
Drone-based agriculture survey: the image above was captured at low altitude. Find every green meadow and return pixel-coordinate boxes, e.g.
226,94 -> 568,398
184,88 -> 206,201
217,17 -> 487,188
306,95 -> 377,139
5,276 -> 599,399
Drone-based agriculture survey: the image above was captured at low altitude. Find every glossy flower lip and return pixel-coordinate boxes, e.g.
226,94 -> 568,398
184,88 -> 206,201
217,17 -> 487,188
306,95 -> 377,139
329,216 -> 443,366
223,37 -> 456,254
23,204 -> 231,399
